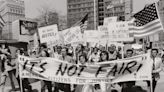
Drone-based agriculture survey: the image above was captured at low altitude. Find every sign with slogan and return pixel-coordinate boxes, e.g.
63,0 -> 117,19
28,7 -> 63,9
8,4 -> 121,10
18,53 -> 152,84
108,22 -> 134,42
38,24 -> 59,46
103,16 -> 117,26
96,53 -> 152,83
152,41 -> 164,50
62,26 -> 83,44
98,26 -> 109,43
84,30 -> 100,43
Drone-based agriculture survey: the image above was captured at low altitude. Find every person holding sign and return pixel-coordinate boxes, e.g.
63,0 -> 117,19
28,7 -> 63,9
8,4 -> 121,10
120,49 -> 136,92
88,47 -> 100,64
75,54 -> 94,92
40,49 -> 53,92
55,47 -> 74,92
98,51 -> 111,92
108,44 -> 117,61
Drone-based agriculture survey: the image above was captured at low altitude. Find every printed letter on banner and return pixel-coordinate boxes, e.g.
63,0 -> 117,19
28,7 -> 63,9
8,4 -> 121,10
18,53 -> 152,84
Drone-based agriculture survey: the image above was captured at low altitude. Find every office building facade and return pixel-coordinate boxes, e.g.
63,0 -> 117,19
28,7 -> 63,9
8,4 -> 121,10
67,0 -> 133,30
67,0 -> 95,30
0,0 -> 25,39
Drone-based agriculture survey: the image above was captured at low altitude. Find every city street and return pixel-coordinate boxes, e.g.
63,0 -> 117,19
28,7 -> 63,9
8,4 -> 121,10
0,0 -> 164,92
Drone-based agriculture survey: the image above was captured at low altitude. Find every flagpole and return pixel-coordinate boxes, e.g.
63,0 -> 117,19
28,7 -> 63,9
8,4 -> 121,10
94,0 -> 96,30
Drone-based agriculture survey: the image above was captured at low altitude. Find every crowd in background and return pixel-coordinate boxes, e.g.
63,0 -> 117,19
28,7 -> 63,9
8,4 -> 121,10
0,40 -> 164,92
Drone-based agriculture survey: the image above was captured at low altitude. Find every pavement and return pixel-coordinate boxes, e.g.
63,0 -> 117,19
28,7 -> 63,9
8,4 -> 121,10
2,71 -> 164,92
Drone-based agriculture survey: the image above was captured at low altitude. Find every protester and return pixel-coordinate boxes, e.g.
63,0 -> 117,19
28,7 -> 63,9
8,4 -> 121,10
147,49 -> 163,92
108,44 -> 117,61
78,54 -> 88,65
0,45 -> 9,92
39,48 -> 52,92
10,39 -> 164,92
59,47 -> 75,64
55,47 -> 73,92
98,51 -> 111,92
120,49 -> 136,92
75,53 -> 95,92
88,47 -> 100,64
17,49 -> 33,92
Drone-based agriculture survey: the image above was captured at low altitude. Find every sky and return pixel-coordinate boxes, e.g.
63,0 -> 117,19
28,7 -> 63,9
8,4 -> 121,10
24,0 -> 152,18
24,0 -> 67,18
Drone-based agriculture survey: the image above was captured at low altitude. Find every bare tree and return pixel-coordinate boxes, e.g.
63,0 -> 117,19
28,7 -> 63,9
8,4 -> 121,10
36,5 -> 59,27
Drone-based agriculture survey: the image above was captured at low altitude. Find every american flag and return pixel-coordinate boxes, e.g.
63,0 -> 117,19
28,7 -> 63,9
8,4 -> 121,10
73,13 -> 88,34
129,3 -> 163,38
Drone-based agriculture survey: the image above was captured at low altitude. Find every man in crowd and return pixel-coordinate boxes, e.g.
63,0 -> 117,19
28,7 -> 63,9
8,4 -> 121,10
55,47 -> 74,92
108,44 -> 117,61
120,49 -> 136,92
147,49 -> 163,92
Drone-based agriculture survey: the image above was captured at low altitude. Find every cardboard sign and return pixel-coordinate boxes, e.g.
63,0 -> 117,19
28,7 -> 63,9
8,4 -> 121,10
103,17 -> 117,26
84,30 -> 100,43
62,26 -> 83,44
108,22 -> 134,42
38,24 -> 59,46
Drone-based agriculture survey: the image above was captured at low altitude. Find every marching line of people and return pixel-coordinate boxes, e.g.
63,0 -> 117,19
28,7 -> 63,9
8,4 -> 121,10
0,42 -> 164,92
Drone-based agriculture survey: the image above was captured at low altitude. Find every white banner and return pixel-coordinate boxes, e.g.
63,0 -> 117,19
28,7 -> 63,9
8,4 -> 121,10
62,26 -> 83,44
18,53 -> 152,84
38,24 -> 59,46
108,22 -> 134,42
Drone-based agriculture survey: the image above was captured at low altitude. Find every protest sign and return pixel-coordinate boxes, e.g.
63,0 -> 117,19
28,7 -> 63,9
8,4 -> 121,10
108,22 -> 134,42
62,26 -> 83,44
38,24 -> 59,46
152,41 -> 164,50
84,30 -> 100,43
103,16 -> 117,26
18,53 -> 152,84
98,26 -> 109,43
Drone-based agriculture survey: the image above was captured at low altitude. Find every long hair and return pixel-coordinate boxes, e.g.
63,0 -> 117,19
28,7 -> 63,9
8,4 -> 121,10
100,51 -> 109,61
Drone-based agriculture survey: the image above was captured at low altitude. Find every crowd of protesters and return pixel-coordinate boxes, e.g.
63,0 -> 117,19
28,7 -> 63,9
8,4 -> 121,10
0,41 -> 164,92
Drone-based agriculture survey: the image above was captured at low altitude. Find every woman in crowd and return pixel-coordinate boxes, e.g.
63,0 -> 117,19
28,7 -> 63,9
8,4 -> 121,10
15,48 -> 33,92
0,44 -> 13,92
99,51 -> 109,62
75,54 -> 94,92
97,51 -> 111,92
40,49 -> 52,92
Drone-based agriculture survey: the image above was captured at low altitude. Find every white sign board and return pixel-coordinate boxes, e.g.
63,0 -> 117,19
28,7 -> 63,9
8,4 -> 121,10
62,26 -> 83,44
38,24 -> 59,46
98,26 -> 109,43
103,17 -> 117,26
84,30 -> 100,43
108,22 -> 134,42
